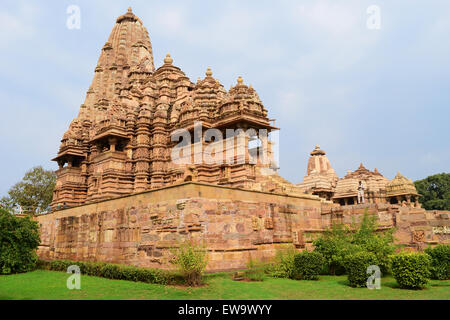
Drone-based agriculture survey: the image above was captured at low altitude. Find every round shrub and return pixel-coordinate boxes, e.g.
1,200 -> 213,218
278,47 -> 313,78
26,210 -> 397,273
293,251 -> 325,280
0,209 -> 40,274
390,252 -> 431,290
425,244 -> 450,280
345,251 -> 378,288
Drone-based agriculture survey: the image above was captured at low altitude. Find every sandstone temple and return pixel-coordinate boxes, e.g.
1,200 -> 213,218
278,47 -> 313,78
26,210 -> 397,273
297,145 -> 421,207
36,9 -> 449,271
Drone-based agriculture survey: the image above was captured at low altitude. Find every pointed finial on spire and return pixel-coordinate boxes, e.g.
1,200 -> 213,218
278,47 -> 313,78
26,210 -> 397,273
310,145 -> 326,156
117,7 -> 139,23
206,67 -> 213,77
164,53 -> 173,65
197,77 -> 201,83
237,76 -> 244,85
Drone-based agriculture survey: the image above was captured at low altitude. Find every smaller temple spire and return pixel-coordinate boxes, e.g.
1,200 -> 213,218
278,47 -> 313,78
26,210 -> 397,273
164,53 -> 173,65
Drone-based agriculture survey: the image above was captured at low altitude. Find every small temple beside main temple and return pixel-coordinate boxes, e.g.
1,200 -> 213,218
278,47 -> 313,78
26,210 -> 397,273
297,145 -> 421,207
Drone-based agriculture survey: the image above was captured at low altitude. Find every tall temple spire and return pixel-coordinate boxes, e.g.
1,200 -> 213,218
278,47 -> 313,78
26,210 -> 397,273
78,8 -> 155,121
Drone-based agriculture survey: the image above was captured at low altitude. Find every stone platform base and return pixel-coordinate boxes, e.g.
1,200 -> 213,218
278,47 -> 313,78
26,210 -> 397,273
36,182 -> 324,271
36,182 -> 450,271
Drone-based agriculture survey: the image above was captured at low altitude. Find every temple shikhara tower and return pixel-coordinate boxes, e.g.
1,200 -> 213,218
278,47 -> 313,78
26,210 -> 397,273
37,9 -> 448,271
297,145 -> 338,200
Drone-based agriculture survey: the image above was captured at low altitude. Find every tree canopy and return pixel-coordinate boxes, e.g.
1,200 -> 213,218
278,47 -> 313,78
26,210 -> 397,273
414,173 -> 450,211
1,166 -> 56,215
0,208 -> 40,274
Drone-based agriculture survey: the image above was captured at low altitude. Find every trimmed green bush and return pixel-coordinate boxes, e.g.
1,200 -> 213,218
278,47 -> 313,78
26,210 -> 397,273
390,252 -> 431,289
345,251 -> 378,288
293,251 -> 325,280
49,260 -> 74,272
425,244 -> 450,280
37,260 -> 172,285
100,263 -> 122,280
0,209 -> 40,274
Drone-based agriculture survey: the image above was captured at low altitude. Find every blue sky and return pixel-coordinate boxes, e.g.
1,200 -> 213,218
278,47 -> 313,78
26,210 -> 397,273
0,0 -> 449,196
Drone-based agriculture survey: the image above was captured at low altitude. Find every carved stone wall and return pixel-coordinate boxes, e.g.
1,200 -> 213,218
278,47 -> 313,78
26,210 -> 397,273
320,204 -> 450,250
37,183 -> 323,271
37,183 -> 449,271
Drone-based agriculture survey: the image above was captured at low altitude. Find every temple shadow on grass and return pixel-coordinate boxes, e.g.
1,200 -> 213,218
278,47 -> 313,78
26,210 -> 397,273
381,281 -> 435,291
430,283 -> 450,287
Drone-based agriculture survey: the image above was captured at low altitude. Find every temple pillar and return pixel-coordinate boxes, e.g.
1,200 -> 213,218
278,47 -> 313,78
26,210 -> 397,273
406,195 -> 411,206
415,197 -> 421,208
109,137 -> 117,152
135,112 -> 151,193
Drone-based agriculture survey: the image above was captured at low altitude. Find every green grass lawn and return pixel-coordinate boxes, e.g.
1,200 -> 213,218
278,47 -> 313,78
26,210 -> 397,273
0,270 -> 448,300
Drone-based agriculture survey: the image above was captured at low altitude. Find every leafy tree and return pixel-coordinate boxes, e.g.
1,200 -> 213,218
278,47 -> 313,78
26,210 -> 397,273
414,173 -> 450,210
313,222 -> 360,275
0,166 -> 56,215
352,213 -> 395,274
0,208 -> 41,274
